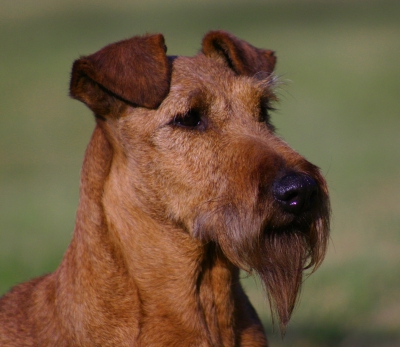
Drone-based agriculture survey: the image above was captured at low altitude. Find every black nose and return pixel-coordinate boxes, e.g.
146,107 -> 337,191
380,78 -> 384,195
272,173 -> 318,214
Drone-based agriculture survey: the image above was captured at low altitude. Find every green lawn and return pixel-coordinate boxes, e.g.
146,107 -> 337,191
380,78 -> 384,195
1,1 -> 399,346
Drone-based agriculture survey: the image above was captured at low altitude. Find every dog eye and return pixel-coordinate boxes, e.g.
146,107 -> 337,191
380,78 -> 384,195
172,110 -> 204,129
259,103 -> 271,122
259,103 -> 276,131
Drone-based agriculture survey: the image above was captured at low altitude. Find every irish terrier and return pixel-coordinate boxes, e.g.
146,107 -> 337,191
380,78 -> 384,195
0,31 -> 330,346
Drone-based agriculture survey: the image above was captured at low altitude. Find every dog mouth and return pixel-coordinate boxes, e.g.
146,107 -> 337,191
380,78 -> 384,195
262,221 -> 302,236
263,200 -> 318,233
260,217 -> 312,250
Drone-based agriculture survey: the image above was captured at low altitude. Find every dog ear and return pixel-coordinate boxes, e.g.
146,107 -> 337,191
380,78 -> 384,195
70,34 -> 171,116
202,30 -> 276,76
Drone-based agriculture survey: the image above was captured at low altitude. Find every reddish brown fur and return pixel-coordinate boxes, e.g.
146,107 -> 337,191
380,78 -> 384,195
0,31 -> 330,346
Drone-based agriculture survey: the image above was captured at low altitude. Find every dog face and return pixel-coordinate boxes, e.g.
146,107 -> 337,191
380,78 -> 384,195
70,31 -> 330,331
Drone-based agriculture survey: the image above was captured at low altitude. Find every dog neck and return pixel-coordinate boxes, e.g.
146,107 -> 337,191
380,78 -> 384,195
54,125 -> 243,346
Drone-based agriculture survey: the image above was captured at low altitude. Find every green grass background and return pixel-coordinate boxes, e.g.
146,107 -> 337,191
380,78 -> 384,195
1,1 -> 399,346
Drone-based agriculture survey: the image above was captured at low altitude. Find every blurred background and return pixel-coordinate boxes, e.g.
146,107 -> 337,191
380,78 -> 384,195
1,0 -> 399,346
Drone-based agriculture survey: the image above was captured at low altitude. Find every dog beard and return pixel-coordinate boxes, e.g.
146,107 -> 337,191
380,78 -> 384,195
195,188 -> 330,333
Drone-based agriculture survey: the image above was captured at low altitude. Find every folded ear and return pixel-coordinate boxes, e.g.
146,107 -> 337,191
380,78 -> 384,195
202,30 -> 276,76
70,34 -> 171,117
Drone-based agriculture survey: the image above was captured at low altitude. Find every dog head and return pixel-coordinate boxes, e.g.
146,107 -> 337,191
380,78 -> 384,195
70,31 -> 330,332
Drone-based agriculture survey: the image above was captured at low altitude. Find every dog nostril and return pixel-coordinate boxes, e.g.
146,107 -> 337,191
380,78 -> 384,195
272,173 -> 318,214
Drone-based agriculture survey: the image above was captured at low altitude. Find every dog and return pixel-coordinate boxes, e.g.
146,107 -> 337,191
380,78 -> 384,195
0,31 -> 330,346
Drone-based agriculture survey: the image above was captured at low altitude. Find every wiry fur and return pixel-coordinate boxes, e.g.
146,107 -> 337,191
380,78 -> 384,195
0,31 -> 329,346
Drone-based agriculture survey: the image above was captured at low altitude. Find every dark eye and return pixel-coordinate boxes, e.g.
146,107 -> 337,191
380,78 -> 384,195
259,102 -> 276,131
171,109 -> 205,129
259,103 -> 271,122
